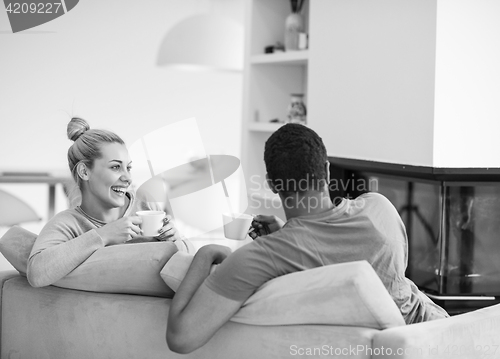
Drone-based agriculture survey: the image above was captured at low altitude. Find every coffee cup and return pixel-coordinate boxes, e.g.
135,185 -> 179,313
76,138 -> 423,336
222,213 -> 253,240
136,210 -> 165,237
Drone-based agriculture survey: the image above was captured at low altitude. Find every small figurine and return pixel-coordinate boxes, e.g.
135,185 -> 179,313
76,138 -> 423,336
287,94 -> 307,124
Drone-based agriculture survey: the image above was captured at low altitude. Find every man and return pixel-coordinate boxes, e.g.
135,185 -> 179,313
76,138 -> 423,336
167,124 -> 448,354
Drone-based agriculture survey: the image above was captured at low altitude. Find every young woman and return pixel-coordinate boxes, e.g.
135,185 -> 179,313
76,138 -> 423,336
27,117 -> 188,287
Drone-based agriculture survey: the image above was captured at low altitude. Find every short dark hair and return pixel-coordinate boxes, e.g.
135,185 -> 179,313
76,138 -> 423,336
264,124 -> 328,194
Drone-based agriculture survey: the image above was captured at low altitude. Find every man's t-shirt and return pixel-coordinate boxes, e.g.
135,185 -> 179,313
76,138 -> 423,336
205,192 -> 448,324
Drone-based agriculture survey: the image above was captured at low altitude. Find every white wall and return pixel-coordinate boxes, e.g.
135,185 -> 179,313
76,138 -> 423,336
433,0 -> 500,168
0,0 -> 243,172
0,0 -> 244,270
309,0 -> 500,169
308,0 -> 437,167
0,1 -> 243,203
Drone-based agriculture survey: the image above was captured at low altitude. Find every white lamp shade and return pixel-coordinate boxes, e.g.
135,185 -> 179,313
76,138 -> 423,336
0,189 -> 40,226
157,14 -> 244,71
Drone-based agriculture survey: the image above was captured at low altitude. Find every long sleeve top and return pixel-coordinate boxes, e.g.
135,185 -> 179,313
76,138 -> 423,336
27,191 -> 157,287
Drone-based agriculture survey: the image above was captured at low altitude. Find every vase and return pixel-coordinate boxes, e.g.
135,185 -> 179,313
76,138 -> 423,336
284,12 -> 304,51
287,94 -> 307,124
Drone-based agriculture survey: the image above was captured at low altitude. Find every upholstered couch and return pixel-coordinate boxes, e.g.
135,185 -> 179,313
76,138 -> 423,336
1,228 -> 500,358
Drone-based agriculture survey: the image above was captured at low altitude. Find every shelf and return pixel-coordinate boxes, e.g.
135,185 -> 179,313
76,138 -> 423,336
250,51 -> 309,65
241,0 -> 310,216
248,122 -> 284,132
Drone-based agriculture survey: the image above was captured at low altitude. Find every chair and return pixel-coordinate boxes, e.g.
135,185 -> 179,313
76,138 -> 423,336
0,189 -> 41,227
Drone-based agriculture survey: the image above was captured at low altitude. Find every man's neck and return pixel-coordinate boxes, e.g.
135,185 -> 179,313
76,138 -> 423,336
280,189 -> 335,220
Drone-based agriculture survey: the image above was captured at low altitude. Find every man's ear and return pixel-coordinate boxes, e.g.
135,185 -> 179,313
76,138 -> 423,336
265,173 -> 278,194
76,162 -> 89,181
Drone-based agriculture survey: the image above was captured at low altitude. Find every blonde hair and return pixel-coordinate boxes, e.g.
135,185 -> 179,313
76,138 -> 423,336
67,117 -> 125,188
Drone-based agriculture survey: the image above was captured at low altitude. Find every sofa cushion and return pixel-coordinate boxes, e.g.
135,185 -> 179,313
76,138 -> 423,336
161,255 -> 406,329
160,251 -> 217,292
0,225 -> 36,276
0,226 -> 179,297
54,241 -> 178,297
160,251 -> 194,291
231,260 -> 406,329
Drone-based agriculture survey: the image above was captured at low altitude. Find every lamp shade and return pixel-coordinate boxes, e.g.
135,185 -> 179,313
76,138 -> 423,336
0,189 -> 40,226
157,14 -> 244,71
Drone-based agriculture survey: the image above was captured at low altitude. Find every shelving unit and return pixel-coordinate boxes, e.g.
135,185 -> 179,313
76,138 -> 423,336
240,0 -> 310,218
250,51 -> 309,65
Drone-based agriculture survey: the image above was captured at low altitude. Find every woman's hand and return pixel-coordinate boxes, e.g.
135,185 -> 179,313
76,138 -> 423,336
248,214 -> 285,239
155,215 -> 182,242
95,216 -> 143,246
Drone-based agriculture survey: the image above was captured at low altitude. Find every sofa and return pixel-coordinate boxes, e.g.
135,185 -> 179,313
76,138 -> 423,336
2,228 -> 500,358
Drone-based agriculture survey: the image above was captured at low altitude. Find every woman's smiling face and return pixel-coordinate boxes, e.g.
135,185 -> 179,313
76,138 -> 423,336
84,142 -> 133,210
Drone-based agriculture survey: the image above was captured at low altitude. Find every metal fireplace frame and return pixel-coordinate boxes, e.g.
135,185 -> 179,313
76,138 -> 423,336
329,157 -> 500,314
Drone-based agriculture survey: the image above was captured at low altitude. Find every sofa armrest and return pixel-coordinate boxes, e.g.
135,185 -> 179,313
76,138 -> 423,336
373,304 -> 500,359
0,270 -> 19,288
0,270 -> 20,306
0,270 -> 21,350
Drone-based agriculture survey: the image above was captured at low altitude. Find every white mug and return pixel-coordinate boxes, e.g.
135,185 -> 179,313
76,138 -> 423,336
136,210 -> 165,237
222,213 -> 253,240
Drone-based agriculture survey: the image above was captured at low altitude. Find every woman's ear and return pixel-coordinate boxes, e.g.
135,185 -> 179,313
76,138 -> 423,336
265,173 -> 278,194
76,162 -> 89,181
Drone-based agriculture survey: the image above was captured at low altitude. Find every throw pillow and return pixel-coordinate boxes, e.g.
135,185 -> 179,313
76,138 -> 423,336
54,241 -> 178,297
160,251 -> 194,292
0,225 -> 36,276
160,251 -> 217,292
0,226 -> 180,297
230,260 -> 406,329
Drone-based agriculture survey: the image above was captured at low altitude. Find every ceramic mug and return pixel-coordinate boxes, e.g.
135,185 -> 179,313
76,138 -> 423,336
222,213 -> 253,240
136,210 -> 165,237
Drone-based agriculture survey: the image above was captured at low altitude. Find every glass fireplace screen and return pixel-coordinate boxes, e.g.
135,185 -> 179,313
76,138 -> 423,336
329,167 -> 500,297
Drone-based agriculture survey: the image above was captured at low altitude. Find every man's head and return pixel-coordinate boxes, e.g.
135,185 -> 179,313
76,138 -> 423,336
264,124 -> 328,196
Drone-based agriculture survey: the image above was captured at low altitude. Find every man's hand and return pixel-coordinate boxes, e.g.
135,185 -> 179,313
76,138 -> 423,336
248,214 -> 285,239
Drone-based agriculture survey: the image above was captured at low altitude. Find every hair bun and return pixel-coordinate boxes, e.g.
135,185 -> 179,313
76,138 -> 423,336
67,117 -> 90,142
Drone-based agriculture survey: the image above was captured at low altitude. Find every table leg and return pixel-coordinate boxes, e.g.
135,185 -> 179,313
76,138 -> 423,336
48,184 -> 56,219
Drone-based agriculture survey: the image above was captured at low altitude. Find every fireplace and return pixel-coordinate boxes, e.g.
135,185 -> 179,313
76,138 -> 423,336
329,157 -> 500,314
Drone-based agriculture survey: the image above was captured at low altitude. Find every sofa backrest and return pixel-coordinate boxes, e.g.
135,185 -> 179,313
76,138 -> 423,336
231,260 -> 406,329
